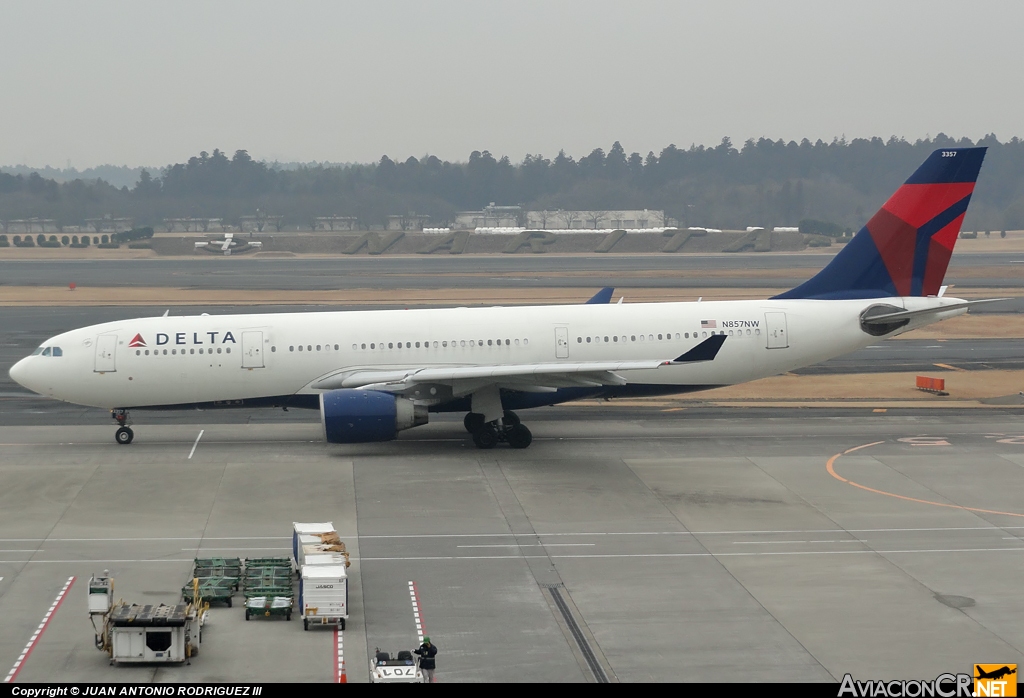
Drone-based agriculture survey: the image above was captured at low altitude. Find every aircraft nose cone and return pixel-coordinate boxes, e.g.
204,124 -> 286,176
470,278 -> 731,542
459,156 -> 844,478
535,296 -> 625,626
9,357 -> 29,388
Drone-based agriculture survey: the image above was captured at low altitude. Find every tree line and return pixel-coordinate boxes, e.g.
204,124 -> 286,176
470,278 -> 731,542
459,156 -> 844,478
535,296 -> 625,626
1,134 -> 1022,232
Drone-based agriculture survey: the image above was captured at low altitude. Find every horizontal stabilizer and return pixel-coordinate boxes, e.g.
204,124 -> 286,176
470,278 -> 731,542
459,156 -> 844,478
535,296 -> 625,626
586,287 -> 615,304
673,334 -> 726,363
861,298 -> 1009,325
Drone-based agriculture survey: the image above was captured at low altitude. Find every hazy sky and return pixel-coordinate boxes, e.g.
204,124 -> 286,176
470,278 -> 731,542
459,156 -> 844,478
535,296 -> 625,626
2,1 -> 1021,168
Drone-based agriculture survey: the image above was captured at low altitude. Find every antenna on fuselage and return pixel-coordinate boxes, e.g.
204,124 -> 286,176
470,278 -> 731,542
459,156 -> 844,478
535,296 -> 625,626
162,309 -> 169,317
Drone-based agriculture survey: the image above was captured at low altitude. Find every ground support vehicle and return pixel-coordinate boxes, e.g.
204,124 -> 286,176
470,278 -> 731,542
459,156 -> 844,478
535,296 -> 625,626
300,564 -> 348,631
369,649 -> 422,683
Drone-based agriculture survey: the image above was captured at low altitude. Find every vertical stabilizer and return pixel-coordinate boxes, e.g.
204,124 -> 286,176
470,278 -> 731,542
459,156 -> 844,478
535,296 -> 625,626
775,147 -> 986,299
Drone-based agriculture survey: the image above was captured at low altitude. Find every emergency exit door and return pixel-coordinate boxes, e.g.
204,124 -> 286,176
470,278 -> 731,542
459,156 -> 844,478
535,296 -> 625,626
554,327 -> 569,358
765,312 -> 789,349
241,331 -> 265,368
94,334 -> 117,372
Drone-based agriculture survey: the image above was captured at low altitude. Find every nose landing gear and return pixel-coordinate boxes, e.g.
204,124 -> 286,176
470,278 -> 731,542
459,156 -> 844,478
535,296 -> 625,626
465,411 -> 532,449
111,409 -> 134,445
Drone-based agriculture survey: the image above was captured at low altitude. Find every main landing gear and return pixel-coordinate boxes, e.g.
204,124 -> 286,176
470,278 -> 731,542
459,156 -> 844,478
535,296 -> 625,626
111,409 -> 134,445
464,410 -> 532,450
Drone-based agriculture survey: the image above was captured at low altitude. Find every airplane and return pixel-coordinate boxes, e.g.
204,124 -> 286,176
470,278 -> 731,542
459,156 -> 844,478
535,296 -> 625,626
9,147 -> 989,449
975,666 -> 1016,681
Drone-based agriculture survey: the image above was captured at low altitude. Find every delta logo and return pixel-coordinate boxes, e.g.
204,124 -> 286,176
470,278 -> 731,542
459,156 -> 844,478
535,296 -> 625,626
128,334 -> 147,348
975,665 -> 1017,697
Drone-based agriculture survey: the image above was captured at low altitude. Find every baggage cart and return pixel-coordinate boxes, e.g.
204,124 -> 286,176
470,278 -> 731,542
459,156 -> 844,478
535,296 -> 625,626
244,595 -> 293,621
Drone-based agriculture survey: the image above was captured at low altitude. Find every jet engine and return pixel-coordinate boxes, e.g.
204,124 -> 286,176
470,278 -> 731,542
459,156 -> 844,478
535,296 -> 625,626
320,389 -> 428,443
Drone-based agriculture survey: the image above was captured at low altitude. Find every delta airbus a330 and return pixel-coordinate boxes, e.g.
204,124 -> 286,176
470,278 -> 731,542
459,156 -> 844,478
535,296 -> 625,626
9,148 -> 989,449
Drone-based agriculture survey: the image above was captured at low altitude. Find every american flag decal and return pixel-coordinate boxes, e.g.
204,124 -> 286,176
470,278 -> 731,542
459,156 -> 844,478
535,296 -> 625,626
701,320 -> 717,328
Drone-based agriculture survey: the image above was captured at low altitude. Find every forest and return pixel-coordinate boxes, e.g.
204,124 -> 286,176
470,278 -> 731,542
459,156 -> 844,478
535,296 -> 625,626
1,134 -> 1021,232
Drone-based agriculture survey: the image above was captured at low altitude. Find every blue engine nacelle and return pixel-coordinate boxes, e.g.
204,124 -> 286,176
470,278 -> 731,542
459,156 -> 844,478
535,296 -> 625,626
320,389 -> 428,443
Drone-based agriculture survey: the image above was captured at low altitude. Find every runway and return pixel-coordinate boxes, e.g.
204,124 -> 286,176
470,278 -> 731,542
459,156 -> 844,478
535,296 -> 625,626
2,253 -> 1024,291
1,411 -> 1022,682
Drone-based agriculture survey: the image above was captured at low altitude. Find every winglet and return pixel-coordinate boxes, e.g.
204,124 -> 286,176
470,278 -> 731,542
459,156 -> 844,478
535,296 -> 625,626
672,334 -> 727,363
585,287 -> 614,304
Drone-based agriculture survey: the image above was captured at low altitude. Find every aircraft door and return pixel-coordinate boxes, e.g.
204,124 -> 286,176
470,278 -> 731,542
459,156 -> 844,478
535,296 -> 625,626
94,334 -> 117,372
241,331 -> 265,368
765,312 -> 789,349
554,326 -> 569,359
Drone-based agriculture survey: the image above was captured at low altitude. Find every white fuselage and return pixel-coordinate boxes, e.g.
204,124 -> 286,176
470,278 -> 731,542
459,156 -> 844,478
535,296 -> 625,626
10,296 -> 967,410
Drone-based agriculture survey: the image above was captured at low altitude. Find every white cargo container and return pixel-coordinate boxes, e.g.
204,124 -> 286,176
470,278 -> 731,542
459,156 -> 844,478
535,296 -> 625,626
300,564 -> 348,630
292,522 -> 335,568
303,553 -> 347,567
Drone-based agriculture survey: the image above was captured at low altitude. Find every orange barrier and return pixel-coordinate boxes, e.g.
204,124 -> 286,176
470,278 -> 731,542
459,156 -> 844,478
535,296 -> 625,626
916,376 -> 947,394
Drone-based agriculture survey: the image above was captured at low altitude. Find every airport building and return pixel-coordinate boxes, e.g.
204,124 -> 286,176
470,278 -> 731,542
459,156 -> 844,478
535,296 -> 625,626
526,209 -> 666,230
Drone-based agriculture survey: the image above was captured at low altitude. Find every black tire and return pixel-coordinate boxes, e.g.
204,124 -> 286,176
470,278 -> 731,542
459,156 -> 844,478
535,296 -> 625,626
464,412 -> 485,434
507,424 -> 532,449
303,619 -> 309,631
115,427 -> 133,445
226,598 -> 232,608
340,618 -> 346,630
472,425 -> 498,449
245,610 -> 250,621
502,410 -> 520,426
286,611 -> 291,621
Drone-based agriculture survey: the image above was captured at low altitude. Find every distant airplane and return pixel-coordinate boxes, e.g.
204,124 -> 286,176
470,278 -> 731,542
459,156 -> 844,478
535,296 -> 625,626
10,148 -> 991,449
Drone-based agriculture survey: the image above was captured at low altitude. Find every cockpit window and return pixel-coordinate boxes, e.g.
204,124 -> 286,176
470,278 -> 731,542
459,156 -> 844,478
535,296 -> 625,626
42,347 -> 51,357
31,347 -> 44,356
52,347 -> 63,357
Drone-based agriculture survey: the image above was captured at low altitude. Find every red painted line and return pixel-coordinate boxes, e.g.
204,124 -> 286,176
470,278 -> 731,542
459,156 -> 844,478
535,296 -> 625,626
334,624 -> 347,683
4,576 -> 75,683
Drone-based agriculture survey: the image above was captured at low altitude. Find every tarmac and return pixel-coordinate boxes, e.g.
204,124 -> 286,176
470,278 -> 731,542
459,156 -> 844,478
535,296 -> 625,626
1,409 -> 1023,682
1,255 -> 1022,683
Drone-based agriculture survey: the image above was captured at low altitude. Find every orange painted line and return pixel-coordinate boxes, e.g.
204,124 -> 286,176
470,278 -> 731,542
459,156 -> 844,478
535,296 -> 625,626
827,442 -> 1024,518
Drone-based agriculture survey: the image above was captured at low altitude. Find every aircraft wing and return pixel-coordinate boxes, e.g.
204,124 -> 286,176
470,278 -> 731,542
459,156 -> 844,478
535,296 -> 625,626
312,335 -> 726,396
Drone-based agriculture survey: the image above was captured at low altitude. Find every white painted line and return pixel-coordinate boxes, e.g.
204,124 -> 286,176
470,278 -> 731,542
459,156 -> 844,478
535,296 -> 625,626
360,547 -> 1024,561
187,429 -> 204,459
355,525 -> 1024,538
181,547 -> 289,551
0,536 -> 292,542
4,576 -> 74,683
408,581 -> 425,644
457,543 -> 596,548
3,526 -> 1022,543
733,540 -> 861,545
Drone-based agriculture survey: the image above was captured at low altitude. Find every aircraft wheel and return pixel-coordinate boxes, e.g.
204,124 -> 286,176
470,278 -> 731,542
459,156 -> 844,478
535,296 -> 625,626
472,425 -> 498,449
502,410 -> 520,426
115,427 -> 134,445
507,424 -> 532,449
464,412 -> 486,434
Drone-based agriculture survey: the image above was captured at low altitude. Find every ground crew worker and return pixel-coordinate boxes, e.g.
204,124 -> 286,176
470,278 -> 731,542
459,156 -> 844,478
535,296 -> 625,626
414,637 -> 437,683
